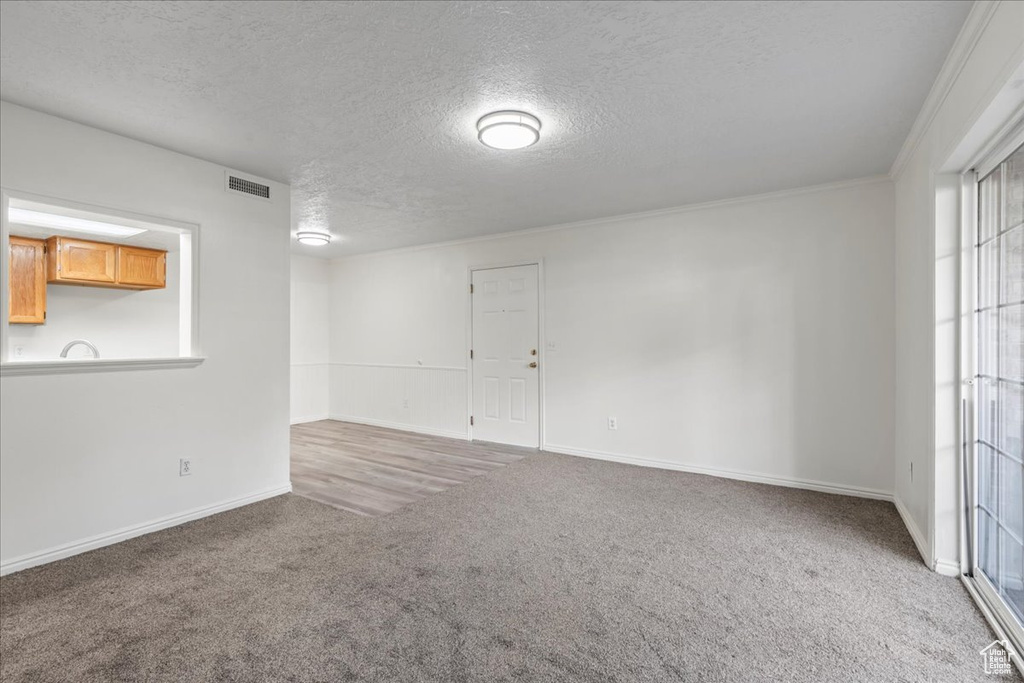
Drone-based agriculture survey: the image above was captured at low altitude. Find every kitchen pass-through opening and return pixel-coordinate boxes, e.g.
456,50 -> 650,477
1,190 -> 200,370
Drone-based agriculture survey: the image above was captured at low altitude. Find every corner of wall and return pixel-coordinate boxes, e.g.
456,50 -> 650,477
894,493 -> 933,570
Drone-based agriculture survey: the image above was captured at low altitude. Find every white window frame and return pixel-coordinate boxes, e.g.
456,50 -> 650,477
959,120 -> 1024,667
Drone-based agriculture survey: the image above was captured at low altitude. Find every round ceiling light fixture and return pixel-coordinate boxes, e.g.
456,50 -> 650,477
476,110 -> 541,150
296,231 -> 331,246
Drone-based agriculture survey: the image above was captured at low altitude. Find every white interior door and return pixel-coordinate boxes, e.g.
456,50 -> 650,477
471,264 -> 540,447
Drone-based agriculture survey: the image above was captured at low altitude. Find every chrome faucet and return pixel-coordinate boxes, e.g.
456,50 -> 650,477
60,339 -> 100,359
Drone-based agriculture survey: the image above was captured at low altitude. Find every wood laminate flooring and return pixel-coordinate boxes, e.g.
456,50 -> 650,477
290,420 -> 536,516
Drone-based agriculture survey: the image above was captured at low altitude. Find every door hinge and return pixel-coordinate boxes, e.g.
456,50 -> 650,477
470,349 -> 473,359
470,416 -> 474,426
470,283 -> 474,294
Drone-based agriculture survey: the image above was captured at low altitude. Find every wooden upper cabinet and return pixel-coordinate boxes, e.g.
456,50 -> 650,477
9,236 -> 46,324
47,236 -> 116,284
117,246 -> 166,289
46,237 -> 166,290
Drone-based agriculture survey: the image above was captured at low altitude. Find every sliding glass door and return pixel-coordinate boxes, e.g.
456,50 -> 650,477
972,142 -> 1024,636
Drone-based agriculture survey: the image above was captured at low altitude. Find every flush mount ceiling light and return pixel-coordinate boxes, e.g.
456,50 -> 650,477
296,231 -> 331,246
8,207 -> 146,238
476,110 -> 541,150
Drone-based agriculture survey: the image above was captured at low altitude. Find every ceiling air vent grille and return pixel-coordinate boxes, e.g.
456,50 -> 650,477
225,173 -> 271,201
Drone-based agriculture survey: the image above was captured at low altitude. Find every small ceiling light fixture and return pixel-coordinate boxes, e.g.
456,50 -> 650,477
296,231 -> 331,246
476,110 -> 541,150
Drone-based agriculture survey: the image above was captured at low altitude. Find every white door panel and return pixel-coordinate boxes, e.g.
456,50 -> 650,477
472,264 -> 539,447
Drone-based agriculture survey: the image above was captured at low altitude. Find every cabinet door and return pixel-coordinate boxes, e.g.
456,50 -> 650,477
117,246 -> 166,289
9,236 -> 46,324
52,237 -> 117,284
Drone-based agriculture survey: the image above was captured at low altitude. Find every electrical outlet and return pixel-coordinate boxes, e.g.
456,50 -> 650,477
14,346 -> 24,358
402,399 -> 410,409
608,417 -> 617,430
180,458 -> 192,477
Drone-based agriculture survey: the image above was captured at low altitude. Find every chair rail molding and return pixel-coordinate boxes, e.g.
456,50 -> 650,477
329,362 -> 468,437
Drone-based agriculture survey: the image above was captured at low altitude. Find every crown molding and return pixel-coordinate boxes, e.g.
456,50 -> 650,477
330,174 -> 891,263
889,1 -> 1002,180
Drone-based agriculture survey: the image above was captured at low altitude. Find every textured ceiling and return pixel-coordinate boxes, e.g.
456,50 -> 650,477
0,1 -> 971,257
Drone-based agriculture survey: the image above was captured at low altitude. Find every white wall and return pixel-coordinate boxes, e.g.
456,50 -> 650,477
291,254 -> 329,423
8,251 -> 180,360
328,178 -> 896,497
892,0 -> 1024,571
0,102 -> 292,572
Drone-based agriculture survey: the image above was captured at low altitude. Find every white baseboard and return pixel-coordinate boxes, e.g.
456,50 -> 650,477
543,444 -> 894,501
329,414 -> 469,441
0,483 -> 292,576
894,495 -> 932,569
290,414 -> 329,425
935,558 -> 961,577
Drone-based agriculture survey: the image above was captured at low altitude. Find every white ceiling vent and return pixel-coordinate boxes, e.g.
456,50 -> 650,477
225,171 -> 271,201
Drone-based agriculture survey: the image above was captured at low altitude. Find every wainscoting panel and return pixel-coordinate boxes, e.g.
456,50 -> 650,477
329,363 -> 468,438
291,363 -> 330,424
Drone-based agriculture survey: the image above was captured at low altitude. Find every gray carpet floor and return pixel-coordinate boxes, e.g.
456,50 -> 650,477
0,452 -> 1015,682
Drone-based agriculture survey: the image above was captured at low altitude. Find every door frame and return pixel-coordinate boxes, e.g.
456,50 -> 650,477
466,259 -> 545,447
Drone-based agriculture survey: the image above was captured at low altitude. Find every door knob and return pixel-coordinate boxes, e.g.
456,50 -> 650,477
529,362 -> 538,368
